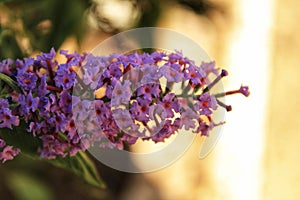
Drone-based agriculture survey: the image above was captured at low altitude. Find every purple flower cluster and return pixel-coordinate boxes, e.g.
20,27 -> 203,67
77,51 -> 249,147
0,99 -> 19,129
0,49 -> 87,160
0,138 -> 20,163
0,99 -> 20,163
0,48 -> 249,162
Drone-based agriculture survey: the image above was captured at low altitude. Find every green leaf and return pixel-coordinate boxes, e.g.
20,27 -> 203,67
0,73 -> 21,93
0,120 -> 106,188
0,84 -> 10,97
0,120 -> 42,157
48,152 -> 106,188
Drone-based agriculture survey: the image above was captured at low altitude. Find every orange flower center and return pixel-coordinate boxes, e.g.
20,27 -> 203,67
202,101 -> 209,107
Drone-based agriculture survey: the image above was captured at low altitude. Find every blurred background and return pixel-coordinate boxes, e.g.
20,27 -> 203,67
0,0 -> 298,199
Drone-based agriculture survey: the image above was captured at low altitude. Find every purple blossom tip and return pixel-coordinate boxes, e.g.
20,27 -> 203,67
226,105 -> 232,112
221,69 -> 228,77
0,145 -> 20,163
239,85 -> 250,97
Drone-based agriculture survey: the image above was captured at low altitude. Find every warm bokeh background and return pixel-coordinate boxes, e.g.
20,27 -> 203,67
0,0 -> 299,199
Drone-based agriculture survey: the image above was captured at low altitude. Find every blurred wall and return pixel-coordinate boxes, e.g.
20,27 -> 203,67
264,0 -> 300,199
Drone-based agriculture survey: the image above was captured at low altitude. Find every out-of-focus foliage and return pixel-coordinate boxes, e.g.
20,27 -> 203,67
136,0 -> 161,28
6,171 -> 54,200
0,0 -> 90,59
0,0 -> 218,60
0,118 -> 105,188
177,0 -> 216,15
0,24 -> 23,59
19,0 -> 89,52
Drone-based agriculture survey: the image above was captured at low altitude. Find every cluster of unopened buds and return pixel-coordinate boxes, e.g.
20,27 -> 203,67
0,48 -> 249,163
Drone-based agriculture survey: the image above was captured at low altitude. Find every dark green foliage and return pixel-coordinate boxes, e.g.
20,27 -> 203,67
0,25 -> 24,60
0,0 -> 90,58
0,120 -> 105,188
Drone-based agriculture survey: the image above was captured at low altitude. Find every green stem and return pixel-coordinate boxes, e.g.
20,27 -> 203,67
0,73 -> 21,93
213,92 -> 226,98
